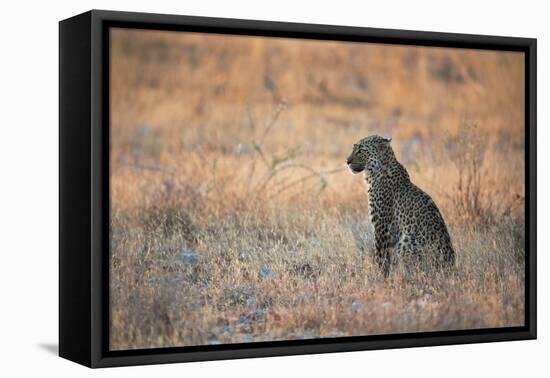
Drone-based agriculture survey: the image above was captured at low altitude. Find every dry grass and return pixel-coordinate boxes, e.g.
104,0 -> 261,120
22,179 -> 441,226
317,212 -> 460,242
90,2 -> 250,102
109,28 -> 525,350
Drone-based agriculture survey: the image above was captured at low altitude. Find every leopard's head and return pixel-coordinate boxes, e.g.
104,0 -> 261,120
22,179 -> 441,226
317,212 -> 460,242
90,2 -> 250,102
346,135 -> 393,175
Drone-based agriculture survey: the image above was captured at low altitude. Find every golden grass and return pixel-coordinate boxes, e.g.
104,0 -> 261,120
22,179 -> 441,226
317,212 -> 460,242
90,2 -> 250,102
108,28 -> 525,350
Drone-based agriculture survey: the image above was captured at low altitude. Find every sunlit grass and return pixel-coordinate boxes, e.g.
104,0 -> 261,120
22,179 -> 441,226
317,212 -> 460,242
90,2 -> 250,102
109,28 -> 525,350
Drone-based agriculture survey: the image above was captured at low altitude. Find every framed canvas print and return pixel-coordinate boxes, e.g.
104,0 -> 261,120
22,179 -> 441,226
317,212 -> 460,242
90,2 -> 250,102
59,10 -> 537,368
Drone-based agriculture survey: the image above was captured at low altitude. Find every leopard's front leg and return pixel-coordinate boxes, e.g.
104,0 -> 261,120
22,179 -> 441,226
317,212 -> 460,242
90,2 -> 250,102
367,181 -> 396,278
373,221 -> 393,278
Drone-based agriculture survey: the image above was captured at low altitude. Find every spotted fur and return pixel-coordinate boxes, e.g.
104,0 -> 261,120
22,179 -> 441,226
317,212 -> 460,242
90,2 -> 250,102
347,135 -> 455,276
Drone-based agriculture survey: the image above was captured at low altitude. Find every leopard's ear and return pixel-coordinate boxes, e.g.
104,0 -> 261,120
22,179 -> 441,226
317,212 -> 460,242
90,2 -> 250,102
383,136 -> 392,143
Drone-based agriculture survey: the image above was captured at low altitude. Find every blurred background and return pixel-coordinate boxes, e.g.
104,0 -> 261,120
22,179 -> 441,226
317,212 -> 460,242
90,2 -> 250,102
110,28 -> 524,219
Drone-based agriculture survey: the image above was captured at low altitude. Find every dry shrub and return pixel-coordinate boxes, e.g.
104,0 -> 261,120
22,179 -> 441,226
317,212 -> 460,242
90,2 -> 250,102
446,121 -> 524,226
448,121 -> 488,223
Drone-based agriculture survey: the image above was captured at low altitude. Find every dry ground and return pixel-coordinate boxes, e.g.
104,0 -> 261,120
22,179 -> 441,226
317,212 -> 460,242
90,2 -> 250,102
109,29 -> 525,350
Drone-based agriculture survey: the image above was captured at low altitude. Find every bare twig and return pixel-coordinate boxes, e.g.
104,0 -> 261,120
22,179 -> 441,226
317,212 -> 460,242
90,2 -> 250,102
267,166 -> 346,200
118,161 -> 175,176
259,99 -> 288,144
246,100 -> 288,184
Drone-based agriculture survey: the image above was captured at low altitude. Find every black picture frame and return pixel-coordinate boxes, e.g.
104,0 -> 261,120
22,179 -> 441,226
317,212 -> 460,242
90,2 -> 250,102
59,9 -> 537,368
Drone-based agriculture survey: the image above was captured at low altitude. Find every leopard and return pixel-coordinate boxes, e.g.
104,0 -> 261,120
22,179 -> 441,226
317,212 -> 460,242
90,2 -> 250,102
347,135 -> 455,277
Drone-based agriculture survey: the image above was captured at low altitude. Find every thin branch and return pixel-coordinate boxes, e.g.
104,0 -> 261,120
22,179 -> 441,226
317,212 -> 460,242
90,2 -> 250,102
267,166 -> 346,200
117,161 -> 175,176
